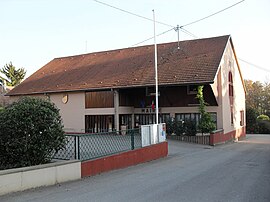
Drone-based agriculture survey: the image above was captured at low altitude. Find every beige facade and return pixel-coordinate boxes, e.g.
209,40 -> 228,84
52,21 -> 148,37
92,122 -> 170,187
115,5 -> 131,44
7,37 -> 245,135
18,39 -> 245,134
216,41 -> 246,136
50,92 -> 85,132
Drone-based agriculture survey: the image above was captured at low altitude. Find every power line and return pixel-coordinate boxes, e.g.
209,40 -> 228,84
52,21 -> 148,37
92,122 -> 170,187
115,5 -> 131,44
181,0 -> 245,27
93,0 -> 174,28
92,0 -> 196,40
238,58 -> 270,73
92,0 -> 243,47
131,28 -> 175,47
93,0 -> 267,77
179,27 -> 198,38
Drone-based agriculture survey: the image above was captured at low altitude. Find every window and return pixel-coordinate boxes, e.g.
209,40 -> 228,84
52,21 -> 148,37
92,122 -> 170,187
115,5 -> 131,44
187,85 -> 198,95
240,110 -> 244,126
85,115 -> 114,133
229,72 -> 234,125
85,91 -> 114,108
119,114 -> 132,130
228,72 -> 234,98
230,107 -> 234,125
175,113 -> 217,129
134,114 -> 170,128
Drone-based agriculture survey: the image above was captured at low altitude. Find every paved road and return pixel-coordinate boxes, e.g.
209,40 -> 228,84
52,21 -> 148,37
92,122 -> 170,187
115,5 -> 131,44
1,134 -> 270,202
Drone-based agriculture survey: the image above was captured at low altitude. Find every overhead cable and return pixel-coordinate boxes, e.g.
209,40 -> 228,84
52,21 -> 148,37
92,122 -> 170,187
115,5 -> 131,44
93,0 -> 174,28
238,58 -> 270,73
131,28 -> 175,47
181,0 -> 245,27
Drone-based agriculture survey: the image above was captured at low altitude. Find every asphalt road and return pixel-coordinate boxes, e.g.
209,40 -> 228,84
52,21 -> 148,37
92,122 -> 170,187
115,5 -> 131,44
1,134 -> 270,202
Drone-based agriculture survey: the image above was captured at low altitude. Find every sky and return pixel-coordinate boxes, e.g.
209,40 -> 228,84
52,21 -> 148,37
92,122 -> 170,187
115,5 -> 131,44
0,0 -> 270,82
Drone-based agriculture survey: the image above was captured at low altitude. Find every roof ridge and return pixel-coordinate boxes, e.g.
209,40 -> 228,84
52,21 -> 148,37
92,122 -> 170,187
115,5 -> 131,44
54,35 -> 231,60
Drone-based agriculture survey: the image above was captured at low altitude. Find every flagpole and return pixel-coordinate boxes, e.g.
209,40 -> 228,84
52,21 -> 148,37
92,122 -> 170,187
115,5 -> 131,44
153,10 -> 159,124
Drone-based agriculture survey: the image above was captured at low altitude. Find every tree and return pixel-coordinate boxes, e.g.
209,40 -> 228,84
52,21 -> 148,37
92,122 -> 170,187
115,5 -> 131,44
245,80 -> 270,115
196,85 -> 216,135
246,107 -> 259,133
0,97 -> 65,170
0,62 -> 26,86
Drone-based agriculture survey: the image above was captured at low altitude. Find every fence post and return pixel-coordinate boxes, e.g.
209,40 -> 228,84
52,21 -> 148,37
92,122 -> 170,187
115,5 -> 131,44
75,135 -> 80,160
131,130 -> 135,150
74,136 -> 77,159
77,136 -> 80,160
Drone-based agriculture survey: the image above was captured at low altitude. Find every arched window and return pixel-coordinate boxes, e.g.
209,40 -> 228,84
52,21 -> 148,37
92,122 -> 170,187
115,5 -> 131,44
228,71 -> 234,125
229,71 -> 233,97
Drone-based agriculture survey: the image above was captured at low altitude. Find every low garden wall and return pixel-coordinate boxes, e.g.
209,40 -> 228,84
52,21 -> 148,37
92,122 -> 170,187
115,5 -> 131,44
210,127 -> 246,145
167,135 -> 210,145
81,141 -> 168,177
1,142 -> 168,196
0,160 -> 81,196
167,127 -> 246,146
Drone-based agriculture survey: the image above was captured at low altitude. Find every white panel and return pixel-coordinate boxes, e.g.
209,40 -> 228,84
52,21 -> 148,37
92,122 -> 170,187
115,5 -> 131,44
158,123 -> 166,142
141,125 -> 151,147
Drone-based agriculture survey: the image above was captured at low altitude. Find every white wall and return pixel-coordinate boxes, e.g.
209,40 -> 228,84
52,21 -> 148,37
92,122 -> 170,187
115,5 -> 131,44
219,41 -> 246,135
50,92 -> 85,132
210,68 -> 223,130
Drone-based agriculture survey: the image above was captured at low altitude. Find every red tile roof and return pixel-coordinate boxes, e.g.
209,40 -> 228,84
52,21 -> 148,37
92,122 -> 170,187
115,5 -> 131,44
8,35 -> 230,96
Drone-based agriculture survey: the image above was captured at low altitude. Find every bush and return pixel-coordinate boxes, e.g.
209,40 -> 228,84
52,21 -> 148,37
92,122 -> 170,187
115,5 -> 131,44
246,107 -> 259,133
257,114 -> 270,121
197,86 -> 215,135
165,118 -> 174,135
256,119 -> 270,134
184,120 -> 197,136
165,118 -> 197,136
0,97 -> 65,170
174,120 -> 185,136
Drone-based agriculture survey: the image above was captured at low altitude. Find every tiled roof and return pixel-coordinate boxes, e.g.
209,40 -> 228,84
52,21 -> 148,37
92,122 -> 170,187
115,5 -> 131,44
8,35 -> 230,96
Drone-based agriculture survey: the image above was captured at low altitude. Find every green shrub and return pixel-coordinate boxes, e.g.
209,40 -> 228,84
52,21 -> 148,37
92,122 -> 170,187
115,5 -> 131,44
184,120 -> 197,136
256,119 -> 270,134
257,114 -> 270,121
0,97 -> 65,170
197,86 -> 216,135
175,120 -> 185,136
246,107 -> 259,133
165,118 -> 174,135
165,118 -> 197,136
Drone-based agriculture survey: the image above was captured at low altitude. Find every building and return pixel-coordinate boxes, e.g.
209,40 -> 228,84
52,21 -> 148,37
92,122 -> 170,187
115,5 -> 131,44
7,35 -> 246,139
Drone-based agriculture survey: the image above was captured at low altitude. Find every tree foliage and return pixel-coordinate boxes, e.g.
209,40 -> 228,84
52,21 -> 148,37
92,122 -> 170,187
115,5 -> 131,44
0,62 -> 26,86
165,118 -> 196,136
245,80 -> 270,133
245,80 -> 270,116
0,97 -> 65,170
257,114 -> 270,121
196,85 -> 215,135
246,107 -> 259,133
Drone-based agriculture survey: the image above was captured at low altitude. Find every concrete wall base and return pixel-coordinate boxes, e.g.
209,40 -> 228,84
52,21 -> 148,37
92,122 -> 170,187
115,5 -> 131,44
0,160 -> 81,196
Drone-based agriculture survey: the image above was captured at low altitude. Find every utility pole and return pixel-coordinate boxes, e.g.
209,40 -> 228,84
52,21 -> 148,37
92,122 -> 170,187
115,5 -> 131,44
85,40 -> 88,53
153,10 -> 159,124
174,25 -> 180,50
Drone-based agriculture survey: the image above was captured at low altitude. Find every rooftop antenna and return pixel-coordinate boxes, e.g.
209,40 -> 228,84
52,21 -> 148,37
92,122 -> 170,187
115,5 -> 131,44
85,40 -> 88,53
174,25 -> 180,50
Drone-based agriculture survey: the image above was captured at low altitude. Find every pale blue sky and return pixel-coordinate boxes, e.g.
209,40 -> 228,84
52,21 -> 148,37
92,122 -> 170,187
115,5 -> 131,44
1,0 -> 269,82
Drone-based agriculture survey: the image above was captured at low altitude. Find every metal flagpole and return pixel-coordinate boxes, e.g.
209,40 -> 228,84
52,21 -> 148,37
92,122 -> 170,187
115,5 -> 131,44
153,10 -> 159,124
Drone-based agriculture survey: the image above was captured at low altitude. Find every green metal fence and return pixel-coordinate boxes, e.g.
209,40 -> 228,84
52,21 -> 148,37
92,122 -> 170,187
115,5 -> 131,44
54,129 -> 141,161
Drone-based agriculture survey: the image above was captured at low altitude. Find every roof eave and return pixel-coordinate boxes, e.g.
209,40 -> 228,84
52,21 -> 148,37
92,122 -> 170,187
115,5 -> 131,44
7,80 -> 214,96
